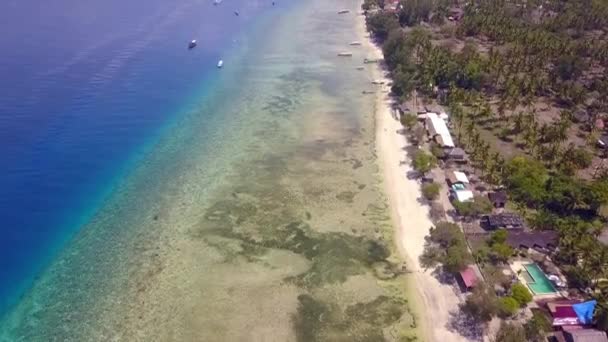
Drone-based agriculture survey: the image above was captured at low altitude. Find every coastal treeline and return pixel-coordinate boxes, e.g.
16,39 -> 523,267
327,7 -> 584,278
365,0 -> 608,338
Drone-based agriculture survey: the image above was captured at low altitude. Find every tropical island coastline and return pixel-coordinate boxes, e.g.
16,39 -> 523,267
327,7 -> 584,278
362,0 -> 608,341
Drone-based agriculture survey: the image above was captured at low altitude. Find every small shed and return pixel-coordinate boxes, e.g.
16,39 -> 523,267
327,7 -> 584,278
458,266 -> 479,291
488,191 -> 507,208
484,213 -> 525,230
454,190 -> 474,202
447,147 -> 466,162
564,329 -> 608,342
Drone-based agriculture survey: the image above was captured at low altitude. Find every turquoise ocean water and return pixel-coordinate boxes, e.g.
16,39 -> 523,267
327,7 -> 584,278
0,0 -> 286,321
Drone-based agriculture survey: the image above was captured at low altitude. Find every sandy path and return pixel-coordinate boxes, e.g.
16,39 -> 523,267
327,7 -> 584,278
355,14 -> 471,342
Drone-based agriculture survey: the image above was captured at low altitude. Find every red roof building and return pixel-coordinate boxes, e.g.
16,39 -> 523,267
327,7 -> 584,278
458,266 -> 479,291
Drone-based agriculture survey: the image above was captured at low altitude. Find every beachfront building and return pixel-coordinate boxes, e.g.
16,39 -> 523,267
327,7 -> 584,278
447,171 -> 469,187
546,300 -> 608,342
425,112 -> 455,149
505,231 -> 558,252
453,190 -> 474,202
446,147 -> 466,163
563,329 -> 608,342
483,213 -> 525,230
457,265 -> 480,292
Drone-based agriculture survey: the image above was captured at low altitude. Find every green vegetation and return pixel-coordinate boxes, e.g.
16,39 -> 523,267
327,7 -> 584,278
511,283 -> 533,307
365,0 -> 608,327
486,229 -> 513,264
494,322 -> 527,342
420,221 -> 472,273
294,294 -> 410,342
461,284 -> 498,322
452,195 -> 493,218
400,113 -> 418,130
421,182 -> 440,200
412,150 -> 437,175
493,311 -> 551,341
524,311 -> 552,342
497,297 -> 519,318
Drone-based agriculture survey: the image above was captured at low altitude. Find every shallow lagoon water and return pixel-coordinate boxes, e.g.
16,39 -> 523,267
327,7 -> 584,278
1,0 -> 419,340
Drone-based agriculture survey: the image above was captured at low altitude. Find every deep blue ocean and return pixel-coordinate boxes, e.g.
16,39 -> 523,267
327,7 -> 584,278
0,0 -> 278,315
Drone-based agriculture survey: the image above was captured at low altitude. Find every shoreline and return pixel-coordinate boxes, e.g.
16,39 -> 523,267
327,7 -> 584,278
356,11 -> 472,342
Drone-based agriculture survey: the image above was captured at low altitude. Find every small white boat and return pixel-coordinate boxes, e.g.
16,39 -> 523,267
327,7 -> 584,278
371,80 -> 385,85
217,59 -> 224,68
337,52 -> 353,57
188,40 -> 197,49
338,9 -> 350,14
349,41 -> 362,46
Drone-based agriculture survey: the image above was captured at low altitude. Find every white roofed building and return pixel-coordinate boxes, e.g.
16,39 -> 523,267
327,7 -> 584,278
425,113 -> 455,148
454,190 -> 474,202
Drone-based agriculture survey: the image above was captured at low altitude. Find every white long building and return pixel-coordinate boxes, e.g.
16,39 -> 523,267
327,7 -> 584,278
425,112 -> 455,148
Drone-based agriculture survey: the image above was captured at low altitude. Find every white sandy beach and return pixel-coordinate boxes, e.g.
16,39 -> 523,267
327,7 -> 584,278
356,14 -> 472,342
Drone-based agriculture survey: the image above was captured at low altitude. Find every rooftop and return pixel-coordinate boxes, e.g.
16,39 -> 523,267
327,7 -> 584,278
459,266 -> 478,288
426,113 -> 455,148
506,230 -> 558,249
454,189 -> 474,202
564,329 -> 608,342
485,213 -> 525,229
447,147 -> 465,158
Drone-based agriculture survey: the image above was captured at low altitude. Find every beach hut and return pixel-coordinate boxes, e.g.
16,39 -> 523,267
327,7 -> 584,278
446,147 -> 466,162
458,266 -> 479,292
488,191 -> 507,208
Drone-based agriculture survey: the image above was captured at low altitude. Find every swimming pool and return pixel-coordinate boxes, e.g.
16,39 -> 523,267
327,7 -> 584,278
524,263 -> 557,294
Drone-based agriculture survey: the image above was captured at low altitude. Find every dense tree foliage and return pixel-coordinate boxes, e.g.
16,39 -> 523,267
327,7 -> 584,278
493,322 -> 526,342
365,0 -> 608,327
421,182 -> 440,200
497,297 -> 519,318
461,284 -> 498,322
524,312 -> 552,342
420,221 -> 472,273
510,283 -> 533,307
412,150 -> 437,175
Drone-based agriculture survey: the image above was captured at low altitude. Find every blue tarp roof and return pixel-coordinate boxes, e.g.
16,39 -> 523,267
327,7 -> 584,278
572,300 -> 597,325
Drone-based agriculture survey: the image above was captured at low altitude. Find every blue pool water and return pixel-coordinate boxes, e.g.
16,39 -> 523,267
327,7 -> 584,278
524,263 -> 557,294
0,0 -> 281,315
